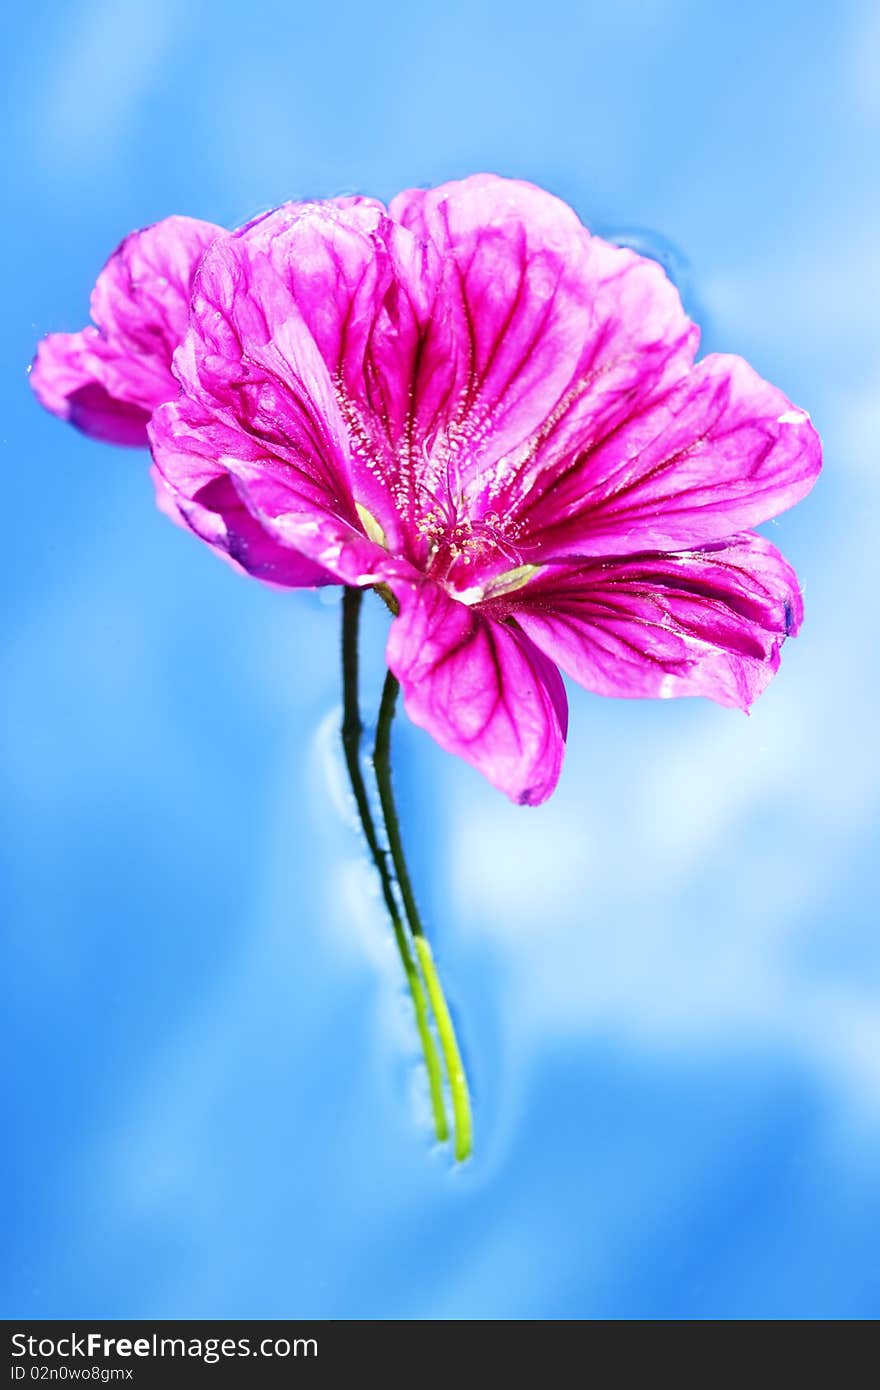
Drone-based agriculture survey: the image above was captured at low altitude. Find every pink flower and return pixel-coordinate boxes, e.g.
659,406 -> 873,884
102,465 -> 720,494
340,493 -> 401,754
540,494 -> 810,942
34,178 -> 822,804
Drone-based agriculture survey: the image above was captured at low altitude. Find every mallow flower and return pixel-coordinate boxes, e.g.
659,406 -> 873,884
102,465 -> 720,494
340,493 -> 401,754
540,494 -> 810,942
31,175 -> 821,1161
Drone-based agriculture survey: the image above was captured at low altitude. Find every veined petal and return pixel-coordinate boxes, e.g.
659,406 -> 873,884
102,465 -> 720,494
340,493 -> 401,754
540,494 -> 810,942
149,392 -> 353,587
514,353 -> 822,560
389,175 -> 698,519
383,573 -> 568,804
31,216 -> 222,441
90,216 -> 223,366
505,532 -> 804,709
151,234 -> 391,588
239,198 -> 457,556
175,474 -> 334,587
169,236 -> 358,513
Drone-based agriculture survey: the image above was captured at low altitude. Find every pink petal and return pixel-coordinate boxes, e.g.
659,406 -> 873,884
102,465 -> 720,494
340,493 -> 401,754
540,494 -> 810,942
505,532 -> 804,709
150,463 -> 195,530
151,236 -> 390,586
238,198 -> 455,556
514,353 -> 822,561
151,447 -> 331,587
383,573 -> 568,804
149,393 -> 345,587
180,474 -> 334,587
31,330 -> 152,446
30,215 -> 222,442
388,175 -> 698,535
169,238 -> 356,506
89,215 -> 223,374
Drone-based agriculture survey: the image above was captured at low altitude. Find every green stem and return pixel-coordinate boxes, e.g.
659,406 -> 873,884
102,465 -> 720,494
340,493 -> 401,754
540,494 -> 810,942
373,670 -> 474,1162
340,588 -> 448,1144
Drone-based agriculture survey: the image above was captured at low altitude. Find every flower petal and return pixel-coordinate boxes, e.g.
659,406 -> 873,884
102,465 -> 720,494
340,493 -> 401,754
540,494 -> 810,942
149,392 -> 345,587
238,198 -> 456,556
151,236 -> 391,586
383,573 -> 568,804
177,475 -> 335,587
505,532 -> 804,709
514,353 -> 822,560
389,175 -> 698,522
31,215 -> 222,441
89,216 -> 223,378
31,331 -> 152,446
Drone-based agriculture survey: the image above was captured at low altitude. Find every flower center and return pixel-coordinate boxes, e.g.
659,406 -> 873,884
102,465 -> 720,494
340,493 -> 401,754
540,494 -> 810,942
415,498 -> 525,581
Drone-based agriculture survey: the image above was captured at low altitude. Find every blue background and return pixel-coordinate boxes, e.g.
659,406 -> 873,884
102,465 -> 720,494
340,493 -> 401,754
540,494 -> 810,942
3,0 -> 879,1320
